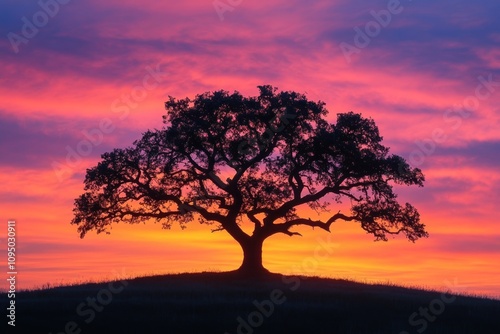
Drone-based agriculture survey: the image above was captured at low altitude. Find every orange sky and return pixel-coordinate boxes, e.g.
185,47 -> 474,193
1,0 -> 499,298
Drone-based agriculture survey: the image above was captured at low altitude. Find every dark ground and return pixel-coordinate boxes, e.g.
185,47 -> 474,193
3,272 -> 500,334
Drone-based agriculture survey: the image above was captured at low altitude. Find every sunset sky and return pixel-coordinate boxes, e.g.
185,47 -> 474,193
1,0 -> 499,298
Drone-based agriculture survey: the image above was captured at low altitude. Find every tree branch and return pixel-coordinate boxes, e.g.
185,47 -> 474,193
269,212 -> 358,236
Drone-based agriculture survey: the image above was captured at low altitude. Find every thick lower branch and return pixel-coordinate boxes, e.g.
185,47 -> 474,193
269,212 -> 358,236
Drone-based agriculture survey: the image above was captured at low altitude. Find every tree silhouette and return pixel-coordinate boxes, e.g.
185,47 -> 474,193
72,85 -> 428,276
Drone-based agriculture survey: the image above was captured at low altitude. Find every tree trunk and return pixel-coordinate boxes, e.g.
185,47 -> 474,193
236,237 -> 269,277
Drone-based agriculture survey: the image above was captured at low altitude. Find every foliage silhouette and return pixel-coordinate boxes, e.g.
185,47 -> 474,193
72,85 -> 428,275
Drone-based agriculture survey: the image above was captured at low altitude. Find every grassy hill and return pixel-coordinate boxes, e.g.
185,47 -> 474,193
3,272 -> 500,334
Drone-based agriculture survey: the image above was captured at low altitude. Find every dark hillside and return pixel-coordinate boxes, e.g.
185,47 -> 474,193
4,272 -> 500,334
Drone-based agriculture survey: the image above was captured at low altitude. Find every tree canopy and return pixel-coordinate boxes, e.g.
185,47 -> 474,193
72,85 -> 427,274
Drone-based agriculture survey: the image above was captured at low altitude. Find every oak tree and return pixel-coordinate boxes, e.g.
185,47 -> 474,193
72,86 -> 427,275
